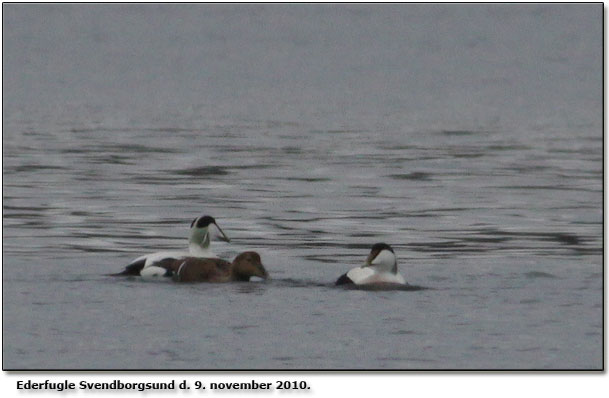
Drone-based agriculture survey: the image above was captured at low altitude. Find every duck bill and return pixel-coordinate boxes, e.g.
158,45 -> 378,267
363,250 -> 379,267
212,222 -> 230,242
259,266 -> 269,280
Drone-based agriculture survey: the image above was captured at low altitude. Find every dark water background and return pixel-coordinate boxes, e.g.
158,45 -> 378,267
2,4 -> 602,369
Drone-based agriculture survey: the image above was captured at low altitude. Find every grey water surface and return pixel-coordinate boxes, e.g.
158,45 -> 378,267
2,4 -> 602,369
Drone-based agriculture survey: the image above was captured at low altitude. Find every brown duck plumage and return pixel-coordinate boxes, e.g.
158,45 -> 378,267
163,251 -> 268,283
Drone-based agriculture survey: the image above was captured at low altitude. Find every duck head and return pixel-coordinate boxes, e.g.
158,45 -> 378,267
364,242 -> 398,274
189,215 -> 230,249
231,251 -> 269,281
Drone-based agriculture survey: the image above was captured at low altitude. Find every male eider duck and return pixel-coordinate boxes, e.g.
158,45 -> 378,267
335,243 -> 406,286
142,251 -> 268,282
113,215 -> 230,277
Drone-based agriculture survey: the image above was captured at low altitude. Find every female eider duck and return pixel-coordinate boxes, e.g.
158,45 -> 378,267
113,215 -> 230,277
336,243 -> 406,286
144,251 -> 268,283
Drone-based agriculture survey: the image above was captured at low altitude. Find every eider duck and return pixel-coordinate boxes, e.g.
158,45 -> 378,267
335,243 -> 406,286
141,251 -> 268,282
113,215 -> 230,277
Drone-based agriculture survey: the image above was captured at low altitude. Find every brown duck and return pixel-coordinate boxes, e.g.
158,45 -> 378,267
159,251 -> 268,283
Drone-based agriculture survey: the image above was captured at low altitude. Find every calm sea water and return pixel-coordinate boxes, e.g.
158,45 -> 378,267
2,4 -> 602,369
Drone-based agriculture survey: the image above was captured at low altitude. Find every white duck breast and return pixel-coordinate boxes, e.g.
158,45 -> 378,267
113,215 -> 230,277
345,265 -> 406,285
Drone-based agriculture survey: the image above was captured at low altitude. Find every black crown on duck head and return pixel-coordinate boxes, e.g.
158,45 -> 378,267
191,215 -> 216,229
370,242 -> 394,253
